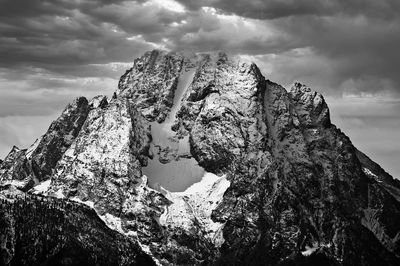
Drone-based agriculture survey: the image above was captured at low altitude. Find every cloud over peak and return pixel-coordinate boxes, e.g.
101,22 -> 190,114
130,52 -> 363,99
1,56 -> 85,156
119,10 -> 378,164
0,0 -> 400,176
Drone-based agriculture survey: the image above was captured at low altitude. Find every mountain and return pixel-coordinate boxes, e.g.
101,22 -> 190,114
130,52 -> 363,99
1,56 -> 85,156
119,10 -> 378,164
1,50 -> 400,266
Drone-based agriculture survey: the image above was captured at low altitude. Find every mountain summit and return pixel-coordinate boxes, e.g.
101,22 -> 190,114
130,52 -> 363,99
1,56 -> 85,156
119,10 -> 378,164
1,50 -> 400,265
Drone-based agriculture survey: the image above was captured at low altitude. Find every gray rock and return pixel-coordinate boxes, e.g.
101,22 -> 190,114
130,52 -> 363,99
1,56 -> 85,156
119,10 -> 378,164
1,49 -> 400,266
30,96 -> 90,182
0,146 -> 31,189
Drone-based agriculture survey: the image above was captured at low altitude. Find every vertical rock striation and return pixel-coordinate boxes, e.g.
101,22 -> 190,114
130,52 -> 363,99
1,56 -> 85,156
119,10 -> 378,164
1,50 -> 400,265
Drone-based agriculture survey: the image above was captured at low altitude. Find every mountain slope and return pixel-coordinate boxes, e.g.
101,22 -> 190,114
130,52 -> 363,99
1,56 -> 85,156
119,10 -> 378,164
0,185 -> 155,266
1,50 -> 400,265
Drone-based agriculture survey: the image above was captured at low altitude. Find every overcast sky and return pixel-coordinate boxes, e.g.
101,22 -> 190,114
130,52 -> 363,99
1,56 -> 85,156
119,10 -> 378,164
0,0 -> 399,178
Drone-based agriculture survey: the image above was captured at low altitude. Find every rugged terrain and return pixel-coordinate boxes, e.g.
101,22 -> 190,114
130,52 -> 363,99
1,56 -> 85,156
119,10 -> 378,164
1,50 -> 400,265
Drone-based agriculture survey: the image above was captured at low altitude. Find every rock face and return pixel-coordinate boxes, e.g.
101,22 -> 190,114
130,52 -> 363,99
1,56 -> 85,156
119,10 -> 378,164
0,146 -> 31,188
30,96 -> 91,182
1,50 -> 400,265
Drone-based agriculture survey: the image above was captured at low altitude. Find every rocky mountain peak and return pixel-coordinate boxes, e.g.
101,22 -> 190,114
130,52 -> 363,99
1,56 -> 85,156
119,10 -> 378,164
290,82 -> 331,127
89,95 -> 108,109
1,50 -> 400,265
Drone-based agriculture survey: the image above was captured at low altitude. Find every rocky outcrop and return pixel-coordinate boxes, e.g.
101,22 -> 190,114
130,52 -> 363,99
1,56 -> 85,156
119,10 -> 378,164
30,96 -> 91,182
118,50 -> 184,122
0,146 -> 31,189
1,50 -> 400,265
47,97 -> 147,213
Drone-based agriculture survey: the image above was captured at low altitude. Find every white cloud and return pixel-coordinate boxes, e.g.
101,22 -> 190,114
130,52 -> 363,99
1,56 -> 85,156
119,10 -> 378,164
149,0 -> 186,13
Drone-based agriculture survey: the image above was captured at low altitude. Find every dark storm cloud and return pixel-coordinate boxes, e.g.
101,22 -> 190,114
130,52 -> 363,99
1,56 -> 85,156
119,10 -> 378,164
175,0 -> 400,20
0,9 -> 147,68
0,0 -> 189,72
0,0 -> 67,18
0,0 -> 127,18
86,2 -> 186,34
271,15 -> 400,94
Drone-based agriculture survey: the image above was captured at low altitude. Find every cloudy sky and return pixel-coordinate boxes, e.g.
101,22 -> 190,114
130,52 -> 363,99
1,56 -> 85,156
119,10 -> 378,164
0,0 -> 399,178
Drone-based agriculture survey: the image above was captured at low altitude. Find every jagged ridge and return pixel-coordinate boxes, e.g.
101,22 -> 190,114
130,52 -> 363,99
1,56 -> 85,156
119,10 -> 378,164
1,50 -> 400,266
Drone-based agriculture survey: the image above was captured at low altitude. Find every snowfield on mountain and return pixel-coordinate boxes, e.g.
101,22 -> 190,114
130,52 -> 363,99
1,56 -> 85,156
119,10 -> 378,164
1,50 -> 400,266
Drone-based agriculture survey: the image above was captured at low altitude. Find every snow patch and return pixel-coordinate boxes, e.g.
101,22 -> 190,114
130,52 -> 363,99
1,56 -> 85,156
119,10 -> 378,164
301,242 -> 331,256
31,179 -> 51,194
54,188 -> 65,199
100,213 -> 124,234
301,244 -> 319,256
71,197 -> 95,208
159,172 -> 230,247
129,235 -> 163,266
25,137 -> 42,159
89,95 -> 107,108
362,167 -> 383,183
363,167 -> 378,178
2,180 -> 27,189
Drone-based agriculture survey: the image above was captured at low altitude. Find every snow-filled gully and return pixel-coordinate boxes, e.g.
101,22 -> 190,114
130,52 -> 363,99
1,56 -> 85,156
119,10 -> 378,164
142,66 -> 231,247
142,67 -> 205,192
